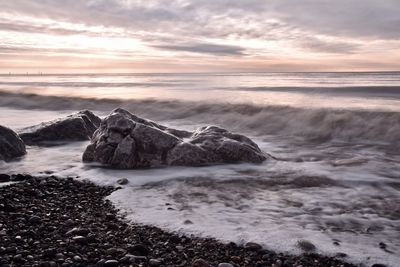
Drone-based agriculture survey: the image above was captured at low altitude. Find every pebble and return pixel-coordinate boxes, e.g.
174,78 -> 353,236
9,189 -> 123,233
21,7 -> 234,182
117,178 -> 129,185
0,175 -> 356,267
127,244 -> 149,256
0,174 -> 10,183
244,242 -> 262,251
72,235 -> 87,244
192,258 -> 211,267
28,215 -> 41,224
104,259 -> 119,267
149,258 -> 162,266
297,239 -> 316,252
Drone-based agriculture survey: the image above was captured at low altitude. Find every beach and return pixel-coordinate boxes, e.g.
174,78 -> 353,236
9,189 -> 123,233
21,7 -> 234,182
1,72 -> 400,267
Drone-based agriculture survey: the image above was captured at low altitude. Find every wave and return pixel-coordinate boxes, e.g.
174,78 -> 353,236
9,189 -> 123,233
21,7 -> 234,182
1,91 -> 400,144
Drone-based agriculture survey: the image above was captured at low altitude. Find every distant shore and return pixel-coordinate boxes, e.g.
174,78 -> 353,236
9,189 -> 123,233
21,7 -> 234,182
0,174 -> 357,267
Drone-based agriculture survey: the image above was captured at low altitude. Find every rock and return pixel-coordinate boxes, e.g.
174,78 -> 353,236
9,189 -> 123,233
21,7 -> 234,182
297,239 -> 316,252
244,242 -> 262,251
218,263 -> 234,267
192,258 -> 211,267
104,259 -> 119,267
0,174 -> 11,183
0,125 -> 26,161
127,244 -> 149,256
72,236 -> 87,244
371,264 -> 387,267
19,110 -> 101,145
28,215 -> 41,224
149,258 -> 162,266
116,178 -> 128,185
83,108 -> 267,168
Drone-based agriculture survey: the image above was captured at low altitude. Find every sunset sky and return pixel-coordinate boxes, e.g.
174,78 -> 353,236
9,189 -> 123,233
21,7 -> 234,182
1,0 -> 400,73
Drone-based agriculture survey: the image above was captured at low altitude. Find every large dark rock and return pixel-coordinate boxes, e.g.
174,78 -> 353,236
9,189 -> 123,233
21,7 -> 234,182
83,108 -> 266,168
19,110 -> 101,145
0,125 -> 26,161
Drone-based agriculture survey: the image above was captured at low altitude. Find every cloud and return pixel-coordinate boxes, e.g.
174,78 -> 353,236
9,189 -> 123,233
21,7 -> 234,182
151,43 -> 246,56
1,0 -> 400,71
300,37 -> 360,54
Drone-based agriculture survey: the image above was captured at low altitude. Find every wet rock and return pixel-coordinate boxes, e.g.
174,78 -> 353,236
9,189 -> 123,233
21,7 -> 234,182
72,235 -> 87,244
28,215 -> 41,224
127,244 -> 149,256
371,264 -> 387,267
83,108 -> 266,168
0,125 -> 26,161
192,258 -> 211,267
244,242 -> 262,251
0,174 -> 11,183
104,259 -> 119,267
117,178 -> 129,185
149,258 -> 162,266
297,239 -> 316,252
218,263 -> 234,267
19,110 -> 101,145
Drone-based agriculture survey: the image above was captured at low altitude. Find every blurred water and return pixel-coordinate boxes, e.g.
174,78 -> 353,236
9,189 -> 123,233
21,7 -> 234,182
0,72 -> 400,266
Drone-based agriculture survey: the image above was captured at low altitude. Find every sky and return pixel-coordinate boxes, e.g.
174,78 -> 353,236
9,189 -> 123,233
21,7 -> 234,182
1,0 -> 400,73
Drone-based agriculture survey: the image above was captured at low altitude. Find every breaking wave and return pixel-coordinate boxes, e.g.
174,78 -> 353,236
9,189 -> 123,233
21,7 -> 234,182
1,91 -> 400,144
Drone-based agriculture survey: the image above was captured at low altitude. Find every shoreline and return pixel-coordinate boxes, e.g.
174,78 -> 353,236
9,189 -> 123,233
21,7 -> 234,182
0,175 -> 358,267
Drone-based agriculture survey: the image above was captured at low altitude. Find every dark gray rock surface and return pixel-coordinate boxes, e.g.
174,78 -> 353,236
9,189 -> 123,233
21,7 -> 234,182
19,110 -> 101,145
83,108 -> 266,168
0,125 -> 26,161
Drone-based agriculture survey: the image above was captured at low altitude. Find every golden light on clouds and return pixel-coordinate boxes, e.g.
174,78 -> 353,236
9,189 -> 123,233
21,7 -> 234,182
1,1 -> 400,73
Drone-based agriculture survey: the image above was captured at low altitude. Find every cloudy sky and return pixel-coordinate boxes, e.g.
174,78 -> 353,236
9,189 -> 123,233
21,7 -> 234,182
1,0 -> 400,73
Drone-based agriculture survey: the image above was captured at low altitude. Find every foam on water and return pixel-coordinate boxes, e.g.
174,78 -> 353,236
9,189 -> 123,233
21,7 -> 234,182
1,111 -> 399,266
1,72 -> 400,266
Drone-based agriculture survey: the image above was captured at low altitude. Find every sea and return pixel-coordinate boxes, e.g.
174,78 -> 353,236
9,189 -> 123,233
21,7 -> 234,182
0,72 -> 399,266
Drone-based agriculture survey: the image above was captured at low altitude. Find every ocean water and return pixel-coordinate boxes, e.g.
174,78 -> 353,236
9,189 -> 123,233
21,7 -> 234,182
0,72 -> 400,266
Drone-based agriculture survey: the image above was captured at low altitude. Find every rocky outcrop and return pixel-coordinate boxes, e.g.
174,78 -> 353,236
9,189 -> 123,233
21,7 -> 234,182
19,110 -> 101,145
83,108 -> 266,168
0,125 -> 26,161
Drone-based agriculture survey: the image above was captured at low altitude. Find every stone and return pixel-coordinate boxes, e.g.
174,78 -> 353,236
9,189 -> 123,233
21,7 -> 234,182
218,263 -> 234,267
149,259 -> 162,266
0,174 -> 11,183
19,110 -> 101,145
127,244 -> 149,256
297,240 -> 316,252
244,242 -> 262,251
83,108 -> 267,169
0,125 -> 26,161
104,259 -> 119,267
192,258 -> 211,267
116,178 -> 128,185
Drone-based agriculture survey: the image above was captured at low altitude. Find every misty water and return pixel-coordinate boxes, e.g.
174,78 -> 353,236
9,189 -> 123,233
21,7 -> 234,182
0,72 -> 400,266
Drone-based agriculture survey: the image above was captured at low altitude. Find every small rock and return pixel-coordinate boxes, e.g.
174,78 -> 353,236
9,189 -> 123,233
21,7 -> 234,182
371,264 -> 387,267
104,259 -> 119,267
149,258 -> 162,266
230,256 -> 241,263
0,174 -> 10,183
183,219 -> 193,225
218,263 -> 234,267
72,236 -> 87,244
192,258 -> 211,267
379,242 -> 387,249
117,178 -> 129,185
72,255 -> 82,262
28,215 -> 41,224
297,240 -> 316,252
127,244 -> 149,256
244,242 -> 262,251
